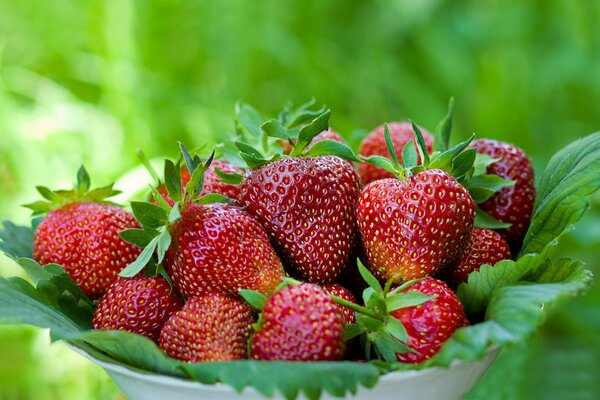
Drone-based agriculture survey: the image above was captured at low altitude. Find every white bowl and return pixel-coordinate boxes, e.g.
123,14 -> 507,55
69,345 -> 500,400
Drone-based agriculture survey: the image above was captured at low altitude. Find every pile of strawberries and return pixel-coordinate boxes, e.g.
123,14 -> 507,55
27,102 -> 536,365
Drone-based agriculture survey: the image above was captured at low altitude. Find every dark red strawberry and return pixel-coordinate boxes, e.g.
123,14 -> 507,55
280,129 -> 344,154
28,168 -> 141,298
93,275 -> 182,341
322,283 -> 357,324
165,203 -> 284,298
357,169 -> 476,282
444,228 -> 511,287
159,293 -> 254,362
358,122 -> 435,184
156,160 -> 243,206
470,139 -> 536,245
250,283 -> 346,361
238,155 -> 361,284
390,278 -> 469,363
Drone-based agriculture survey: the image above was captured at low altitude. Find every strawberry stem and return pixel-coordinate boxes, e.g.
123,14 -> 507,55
330,295 -> 384,322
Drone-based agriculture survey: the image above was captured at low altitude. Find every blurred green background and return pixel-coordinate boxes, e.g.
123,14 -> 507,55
1,0 -> 599,399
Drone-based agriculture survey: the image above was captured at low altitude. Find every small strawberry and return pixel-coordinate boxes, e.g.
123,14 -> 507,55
358,122 -> 435,184
93,275 -> 182,341
27,167 -> 141,298
237,110 -> 362,284
120,147 -> 284,299
443,228 -> 511,287
321,283 -> 357,325
470,139 -> 536,245
159,293 -> 254,362
245,283 -> 346,361
280,129 -> 345,154
390,278 -> 469,363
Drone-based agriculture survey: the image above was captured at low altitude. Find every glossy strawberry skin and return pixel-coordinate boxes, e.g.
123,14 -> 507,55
281,129 -> 345,154
251,283 -> 346,361
470,139 -> 536,245
321,283 -> 357,325
159,293 -> 254,362
33,202 -> 142,299
444,228 -> 512,287
157,160 -> 243,206
357,170 -> 476,282
164,203 -> 284,298
358,122 -> 435,184
238,156 -> 362,284
391,278 -> 469,364
92,276 -> 182,341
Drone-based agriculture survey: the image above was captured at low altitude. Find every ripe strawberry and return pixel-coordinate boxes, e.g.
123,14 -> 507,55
322,283 -> 357,324
358,122 -> 435,184
165,203 -> 284,298
357,169 -> 476,282
470,139 -> 536,245
159,293 -> 254,362
238,155 -> 361,284
280,129 -> 345,154
28,168 -> 141,298
390,278 -> 469,363
156,160 -> 243,206
443,228 -> 511,287
93,275 -> 182,341
250,283 -> 346,361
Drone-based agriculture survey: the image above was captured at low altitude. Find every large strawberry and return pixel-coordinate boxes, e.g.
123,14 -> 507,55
159,292 -> 254,362
27,167 -> 141,298
470,139 -> 536,245
358,122 -> 435,184
120,147 -> 284,298
93,275 -> 182,341
443,227 -> 511,287
237,110 -> 362,284
243,283 -> 346,361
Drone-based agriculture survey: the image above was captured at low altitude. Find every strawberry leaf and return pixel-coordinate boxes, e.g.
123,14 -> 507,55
466,175 -> 515,203
0,218 -> 40,260
385,292 -> 436,312
435,97 -> 454,152
411,122 -> 430,167
164,159 -> 183,203
235,102 -> 265,139
119,228 -> 159,248
195,193 -> 235,205
130,201 -> 168,229
401,140 -> 417,169
475,208 -> 512,229
384,124 -> 402,171
304,140 -> 360,162
290,110 -> 331,156
119,235 -> 160,278
262,119 -> 291,140
357,260 -> 382,294
239,289 -> 268,311
214,167 -> 244,185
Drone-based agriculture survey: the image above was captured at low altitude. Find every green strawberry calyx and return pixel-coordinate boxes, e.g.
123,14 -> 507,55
24,166 -> 121,216
118,143 -> 235,279
331,261 -> 436,362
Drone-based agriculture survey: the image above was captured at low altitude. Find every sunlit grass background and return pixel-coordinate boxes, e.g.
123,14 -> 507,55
1,0 -> 599,399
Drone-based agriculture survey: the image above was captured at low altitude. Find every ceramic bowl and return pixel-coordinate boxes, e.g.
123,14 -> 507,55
69,345 -> 500,400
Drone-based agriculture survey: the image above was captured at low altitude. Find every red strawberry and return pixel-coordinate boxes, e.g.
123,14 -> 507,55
322,283 -> 357,324
390,278 -> 469,363
358,122 -> 435,184
159,293 -> 254,362
357,169 -> 476,282
165,203 -> 284,298
157,160 -> 243,206
280,129 -> 345,154
28,168 -> 141,298
444,228 -> 511,287
238,156 -> 361,284
250,283 -> 346,361
470,139 -> 536,245
93,275 -> 182,341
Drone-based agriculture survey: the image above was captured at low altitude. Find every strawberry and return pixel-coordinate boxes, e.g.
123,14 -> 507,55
165,203 -> 284,297
120,147 -> 284,299
92,275 -> 182,341
321,283 -> 357,325
280,129 -> 344,155
248,283 -> 346,361
357,169 -> 476,282
443,228 -> 511,287
159,293 -> 254,362
358,122 -> 435,184
238,155 -> 361,284
470,139 -> 536,245
28,167 -> 141,298
390,278 -> 469,363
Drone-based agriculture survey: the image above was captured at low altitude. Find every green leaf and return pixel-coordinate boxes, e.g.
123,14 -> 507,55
290,110 -> 331,156
401,140 -> 417,169
521,131 -> 600,256
119,228 -> 159,248
435,97 -> 454,152
0,219 -> 40,260
473,153 -> 499,176
280,98 -> 327,129
428,134 -> 475,172
76,166 -> 91,192
384,124 -> 401,170
235,102 -> 265,139
130,201 -> 168,229
475,207 -> 512,229
262,119 -> 290,140
383,317 -> 409,344
359,155 -> 399,175
164,159 -> 182,203
385,292 -> 436,312
239,289 -> 268,311
466,175 -> 515,203
373,332 -> 411,362
344,323 -> 365,340
451,148 -> 477,180
119,235 -> 160,277
195,193 -> 235,205
155,229 -> 171,264
357,260 -> 382,294
215,167 -> 244,185
304,140 -> 360,161
410,122 -> 430,167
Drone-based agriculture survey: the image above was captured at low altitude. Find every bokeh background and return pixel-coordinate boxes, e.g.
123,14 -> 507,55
1,0 -> 599,399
